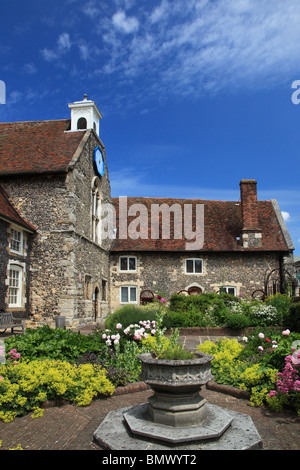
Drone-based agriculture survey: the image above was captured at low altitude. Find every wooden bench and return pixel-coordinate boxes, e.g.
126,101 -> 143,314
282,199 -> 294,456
0,312 -> 25,334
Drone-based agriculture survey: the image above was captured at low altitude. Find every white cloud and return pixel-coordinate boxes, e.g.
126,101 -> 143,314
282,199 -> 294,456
41,48 -> 58,62
112,10 -> 139,34
98,0 -> 300,100
281,211 -> 290,222
57,33 -> 71,52
23,63 -> 37,74
41,32 -> 71,62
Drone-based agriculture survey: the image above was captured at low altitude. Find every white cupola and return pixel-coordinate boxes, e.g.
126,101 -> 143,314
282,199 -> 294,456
68,94 -> 102,136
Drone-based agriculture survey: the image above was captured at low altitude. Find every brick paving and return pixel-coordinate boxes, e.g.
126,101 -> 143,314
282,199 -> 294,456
0,385 -> 299,451
0,328 -> 299,451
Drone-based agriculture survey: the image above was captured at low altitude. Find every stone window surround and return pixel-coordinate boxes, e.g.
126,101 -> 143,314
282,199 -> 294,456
91,177 -> 102,245
9,225 -> 24,255
220,286 -> 237,296
119,255 -> 137,273
185,258 -> 203,274
6,261 -> 26,309
120,285 -> 138,304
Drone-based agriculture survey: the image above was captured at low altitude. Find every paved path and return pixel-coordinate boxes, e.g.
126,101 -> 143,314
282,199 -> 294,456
0,385 -> 299,451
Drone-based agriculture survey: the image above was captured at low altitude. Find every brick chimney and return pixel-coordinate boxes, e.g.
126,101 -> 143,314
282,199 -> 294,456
239,179 -> 262,248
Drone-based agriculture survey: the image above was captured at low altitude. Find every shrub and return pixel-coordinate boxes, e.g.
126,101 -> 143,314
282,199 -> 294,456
265,294 -> 292,325
0,359 -> 115,422
4,325 -> 106,362
104,304 -> 157,330
249,304 -> 281,327
288,302 -> 300,332
267,352 -> 300,415
224,313 -> 251,329
197,338 -> 245,387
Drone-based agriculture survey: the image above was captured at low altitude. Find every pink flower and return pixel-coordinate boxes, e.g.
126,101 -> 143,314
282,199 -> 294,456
116,323 -> 122,329
269,390 -> 276,398
265,338 -> 271,343
258,346 -> 264,352
282,329 -> 290,336
102,334 -> 107,339
258,333 -> 264,339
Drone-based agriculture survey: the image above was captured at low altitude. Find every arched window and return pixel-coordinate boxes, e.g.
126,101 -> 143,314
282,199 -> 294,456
77,117 -> 87,130
92,178 -> 101,244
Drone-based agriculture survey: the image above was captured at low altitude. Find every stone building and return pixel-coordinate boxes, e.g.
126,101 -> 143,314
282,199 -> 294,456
0,96 -> 296,328
0,96 -> 111,327
110,184 -> 296,310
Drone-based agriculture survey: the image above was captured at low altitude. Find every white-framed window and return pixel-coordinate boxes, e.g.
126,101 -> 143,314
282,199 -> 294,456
185,258 -> 203,274
119,256 -> 137,272
220,286 -> 236,296
120,286 -> 137,304
8,265 -> 23,307
10,228 -> 23,254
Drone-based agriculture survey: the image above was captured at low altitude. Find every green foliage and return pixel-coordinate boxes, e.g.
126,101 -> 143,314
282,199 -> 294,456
198,328 -> 300,412
0,359 -> 115,422
4,325 -> 105,362
104,304 -> 157,330
288,302 -> 300,332
157,343 -> 194,360
165,293 -> 294,329
224,313 -> 251,329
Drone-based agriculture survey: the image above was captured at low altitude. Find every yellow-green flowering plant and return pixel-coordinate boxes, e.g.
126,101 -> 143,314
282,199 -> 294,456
0,358 -> 115,422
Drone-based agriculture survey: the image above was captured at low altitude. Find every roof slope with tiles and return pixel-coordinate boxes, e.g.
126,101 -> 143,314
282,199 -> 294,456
0,119 -> 86,175
0,184 -> 36,231
111,197 -> 289,252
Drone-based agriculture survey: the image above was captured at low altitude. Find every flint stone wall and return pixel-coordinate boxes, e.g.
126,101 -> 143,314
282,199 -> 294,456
0,130 -> 112,326
110,250 -> 282,310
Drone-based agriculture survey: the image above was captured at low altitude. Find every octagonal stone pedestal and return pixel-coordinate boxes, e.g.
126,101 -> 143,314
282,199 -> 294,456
93,404 -> 263,450
93,351 -> 262,450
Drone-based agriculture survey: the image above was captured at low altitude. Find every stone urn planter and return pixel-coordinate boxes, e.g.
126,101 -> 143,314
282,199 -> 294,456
138,351 -> 214,427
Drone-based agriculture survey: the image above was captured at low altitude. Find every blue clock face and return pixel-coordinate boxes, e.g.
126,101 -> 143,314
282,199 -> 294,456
94,146 -> 105,176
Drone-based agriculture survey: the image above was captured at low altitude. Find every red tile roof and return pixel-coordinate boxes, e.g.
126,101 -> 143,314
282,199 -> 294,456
111,197 -> 289,252
0,185 -> 36,231
0,119 -> 86,175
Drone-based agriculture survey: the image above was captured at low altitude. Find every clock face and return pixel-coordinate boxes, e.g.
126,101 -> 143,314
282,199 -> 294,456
93,146 -> 105,176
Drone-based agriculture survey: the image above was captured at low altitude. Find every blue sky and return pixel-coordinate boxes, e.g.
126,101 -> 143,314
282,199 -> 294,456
0,0 -> 299,254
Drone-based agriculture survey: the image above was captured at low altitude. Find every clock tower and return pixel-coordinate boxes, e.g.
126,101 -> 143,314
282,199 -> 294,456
68,94 -> 102,136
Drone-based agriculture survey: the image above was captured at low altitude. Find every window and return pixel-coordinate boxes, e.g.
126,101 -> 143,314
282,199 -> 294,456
220,286 -> 236,296
120,286 -> 137,304
8,266 -> 22,307
92,179 -> 101,244
185,258 -> 203,274
119,256 -> 137,272
102,280 -> 107,301
77,117 -> 87,130
10,228 -> 23,254
84,275 -> 92,300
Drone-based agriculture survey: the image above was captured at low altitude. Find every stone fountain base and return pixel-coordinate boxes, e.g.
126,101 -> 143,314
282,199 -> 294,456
93,403 -> 263,450
94,352 -> 262,450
